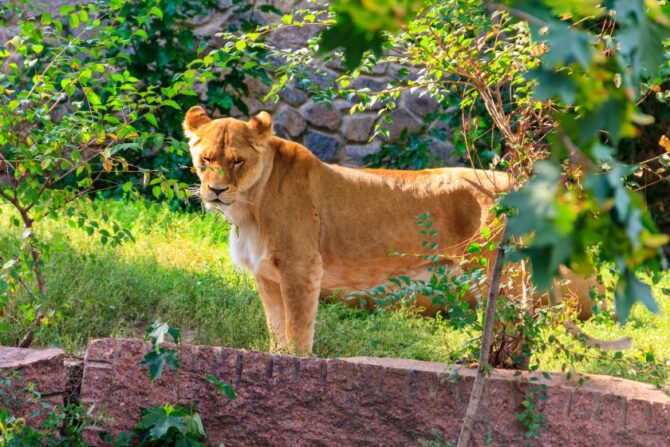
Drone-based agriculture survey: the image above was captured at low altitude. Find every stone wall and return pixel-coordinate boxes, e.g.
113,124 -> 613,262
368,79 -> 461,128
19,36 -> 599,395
189,1 -> 453,166
1,1 -> 453,167
5,339 -> 670,446
78,338 -> 670,447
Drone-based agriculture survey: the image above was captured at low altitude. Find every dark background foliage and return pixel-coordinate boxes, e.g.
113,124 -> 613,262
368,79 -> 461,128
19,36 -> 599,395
103,0 -> 274,196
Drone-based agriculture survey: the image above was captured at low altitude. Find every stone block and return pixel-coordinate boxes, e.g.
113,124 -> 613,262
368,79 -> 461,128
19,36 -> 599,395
274,105 -> 306,137
403,89 -> 439,117
303,130 -> 340,161
0,346 -> 66,425
350,76 -> 387,92
383,108 -> 423,141
344,141 -> 381,162
279,87 -> 307,107
268,24 -> 320,48
302,102 -> 342,131
342,114 -> 376,143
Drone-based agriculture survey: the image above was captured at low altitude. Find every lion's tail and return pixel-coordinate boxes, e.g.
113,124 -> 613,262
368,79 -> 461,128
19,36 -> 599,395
564,321 -> 633,351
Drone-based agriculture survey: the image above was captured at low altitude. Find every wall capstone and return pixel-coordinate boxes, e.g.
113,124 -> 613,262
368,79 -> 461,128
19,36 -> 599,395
0,346 -> 67,425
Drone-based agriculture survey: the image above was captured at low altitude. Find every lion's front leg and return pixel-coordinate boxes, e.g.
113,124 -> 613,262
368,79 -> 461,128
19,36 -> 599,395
279,256 -> 323,355
255,275 -> 288,351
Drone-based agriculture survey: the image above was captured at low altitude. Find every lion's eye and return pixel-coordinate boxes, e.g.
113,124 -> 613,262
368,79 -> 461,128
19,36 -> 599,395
202,156 -> 212,164
232,159 -> 244,166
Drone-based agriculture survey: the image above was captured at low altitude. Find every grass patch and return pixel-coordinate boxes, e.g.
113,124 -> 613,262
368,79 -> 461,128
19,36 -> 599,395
0,198 -> 668,387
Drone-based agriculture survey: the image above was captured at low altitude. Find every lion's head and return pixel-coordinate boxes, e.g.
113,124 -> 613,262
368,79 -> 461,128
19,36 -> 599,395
182,106 -> 273,210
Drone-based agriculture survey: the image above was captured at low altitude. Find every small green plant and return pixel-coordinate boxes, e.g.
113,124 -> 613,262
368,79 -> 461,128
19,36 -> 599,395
358,213 -> 485,328
0,374 -> 102,446
102,320 -> 235,446
356,213 -> 498,366
516,377 -> 547,443
124,403 -> 208,447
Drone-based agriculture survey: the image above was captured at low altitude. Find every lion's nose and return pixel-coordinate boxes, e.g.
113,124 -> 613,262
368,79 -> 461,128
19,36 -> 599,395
208,185 -> 229,195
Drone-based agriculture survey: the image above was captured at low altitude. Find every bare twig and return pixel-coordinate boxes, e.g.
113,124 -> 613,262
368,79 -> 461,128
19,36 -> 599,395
484,2 -> 548,28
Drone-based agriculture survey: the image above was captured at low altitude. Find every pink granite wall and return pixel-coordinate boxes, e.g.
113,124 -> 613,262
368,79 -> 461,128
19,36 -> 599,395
78,338 -> 670,447
0,346 -> 67,423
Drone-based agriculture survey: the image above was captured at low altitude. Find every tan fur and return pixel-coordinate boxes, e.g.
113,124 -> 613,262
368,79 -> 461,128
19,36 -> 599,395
183,107 -> 606,354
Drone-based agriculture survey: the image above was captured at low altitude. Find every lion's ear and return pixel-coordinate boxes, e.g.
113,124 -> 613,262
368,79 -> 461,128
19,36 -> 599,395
183,105 -> 211,139
248,111 -> 273,141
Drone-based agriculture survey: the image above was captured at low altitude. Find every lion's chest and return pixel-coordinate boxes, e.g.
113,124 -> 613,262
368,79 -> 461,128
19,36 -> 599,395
228,224 -> 277,281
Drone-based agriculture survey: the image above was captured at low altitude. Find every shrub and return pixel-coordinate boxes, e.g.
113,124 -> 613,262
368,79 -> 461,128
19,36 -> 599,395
0,0 -> 192,346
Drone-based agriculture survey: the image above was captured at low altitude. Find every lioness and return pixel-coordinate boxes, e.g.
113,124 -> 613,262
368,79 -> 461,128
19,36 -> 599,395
183,107 -> 604,355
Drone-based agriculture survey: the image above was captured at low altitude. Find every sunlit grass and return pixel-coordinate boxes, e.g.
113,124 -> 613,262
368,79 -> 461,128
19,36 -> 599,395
0,197 -> 668,387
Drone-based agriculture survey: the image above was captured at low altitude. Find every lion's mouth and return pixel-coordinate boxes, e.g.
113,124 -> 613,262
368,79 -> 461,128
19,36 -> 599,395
211,198 -> 233,206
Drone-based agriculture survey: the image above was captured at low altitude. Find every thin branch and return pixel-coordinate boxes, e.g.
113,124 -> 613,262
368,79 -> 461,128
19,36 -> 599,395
485,2 -> 549,28
457,224 -> 508,447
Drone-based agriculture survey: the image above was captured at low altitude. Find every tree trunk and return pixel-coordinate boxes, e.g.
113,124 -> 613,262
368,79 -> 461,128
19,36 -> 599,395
17,213 -> 46,348
457,225 -> 508,447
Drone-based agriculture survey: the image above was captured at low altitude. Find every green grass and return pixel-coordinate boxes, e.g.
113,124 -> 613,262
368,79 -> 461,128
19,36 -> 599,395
1,198 -> 668,387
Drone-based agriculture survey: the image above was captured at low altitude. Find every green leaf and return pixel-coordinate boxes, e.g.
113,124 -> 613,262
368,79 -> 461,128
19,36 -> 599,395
168,326 -> 181,344
140,407 -> 186,438
615,269 -> 659,322
145,113 -> 158,127
184,412 -> 206,437
526,68 -> 577,104
576,97 -> 630,146
466,242 -> 482,254
614,0 -> 670,81
141,349 -> 179,381
2,259 -> 18,270
69,13 -> 80,29
235,40 -> 247,51
540,23 -> 592,69
205,375 -> 237,400
526,246 -> 556,291
59,5 -> 75,15
149,6 -> 164,20
162,100 -> 180,110
503,161 -> 562,236
134,28 -> 148,40
146,320 -> 170,345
